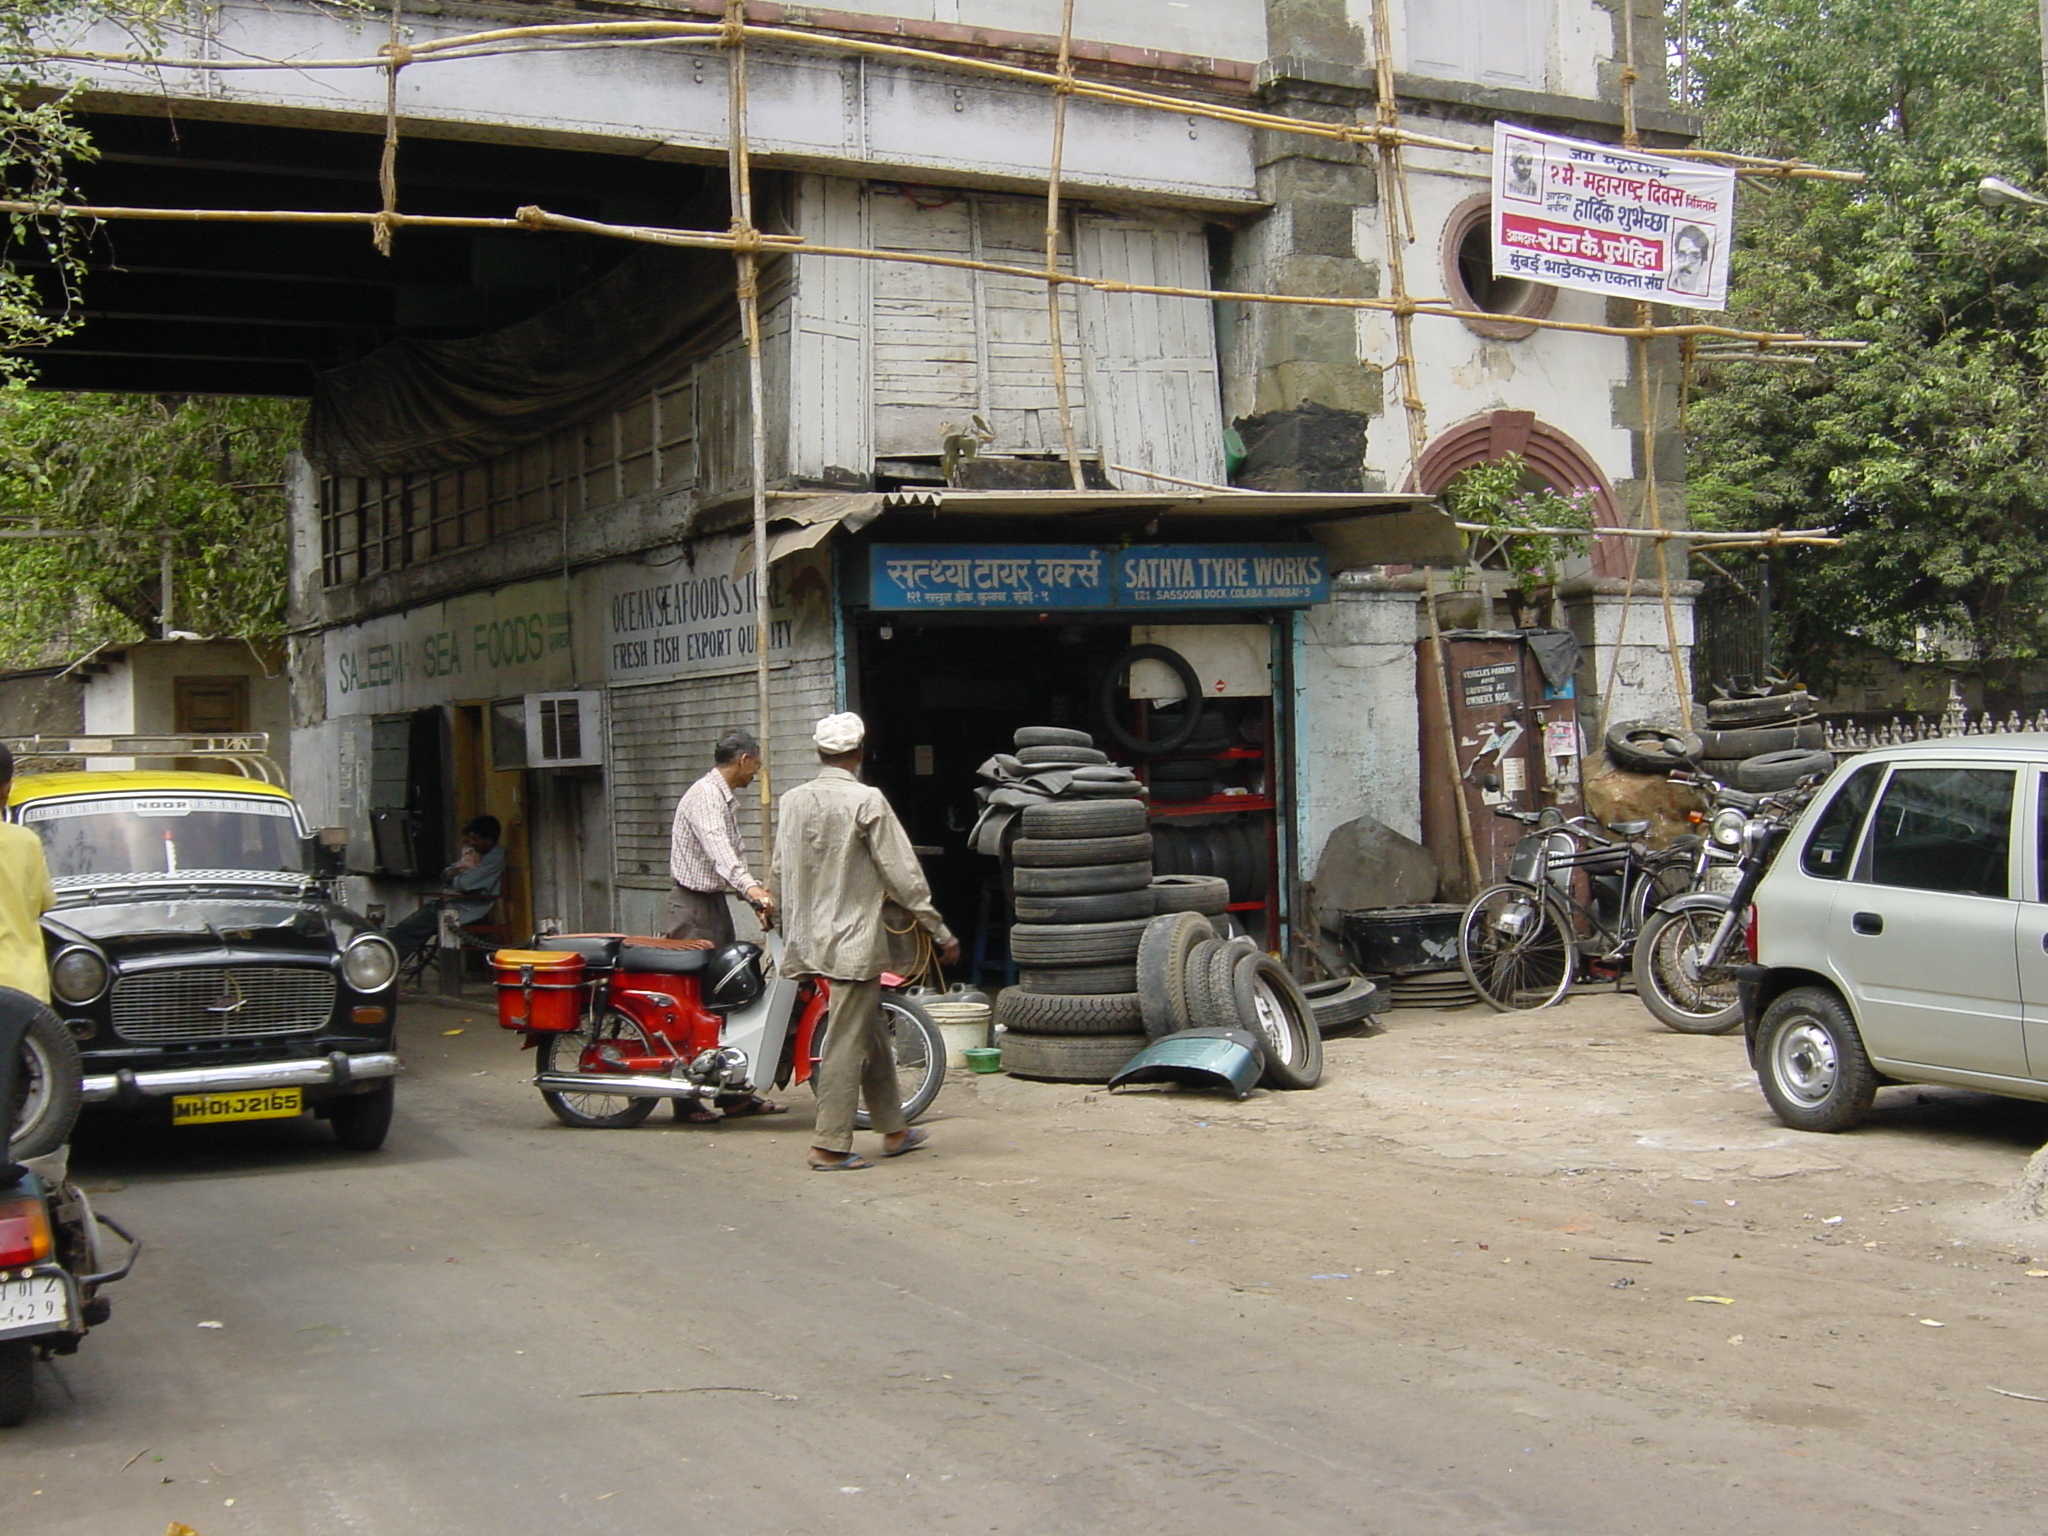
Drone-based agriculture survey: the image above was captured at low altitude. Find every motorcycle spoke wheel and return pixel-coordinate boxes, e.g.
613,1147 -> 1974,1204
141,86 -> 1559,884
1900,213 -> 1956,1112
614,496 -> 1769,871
537,1010 -> 660,1130
1459,885 -> 1576,1012
808,994 -> 948,1129
1639,908 -> 1744,1034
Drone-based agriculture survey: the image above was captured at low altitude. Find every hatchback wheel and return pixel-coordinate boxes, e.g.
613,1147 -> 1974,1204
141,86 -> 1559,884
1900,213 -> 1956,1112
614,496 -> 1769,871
1756,986 -> 1878,1132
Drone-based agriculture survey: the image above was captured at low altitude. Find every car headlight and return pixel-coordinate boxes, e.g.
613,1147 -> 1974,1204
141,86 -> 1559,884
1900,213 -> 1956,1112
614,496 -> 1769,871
50,946 -> 110,1005
342,935 -> 398,992
1710,807 -> 1747,847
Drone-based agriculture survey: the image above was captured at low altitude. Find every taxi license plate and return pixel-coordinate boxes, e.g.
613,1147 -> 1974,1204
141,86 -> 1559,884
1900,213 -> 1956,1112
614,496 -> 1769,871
171,1087 -> 304,1126
0,1275 -> 71,1336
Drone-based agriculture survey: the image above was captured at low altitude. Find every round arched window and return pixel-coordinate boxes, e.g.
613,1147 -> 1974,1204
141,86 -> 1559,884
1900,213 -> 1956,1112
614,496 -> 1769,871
1415,412 -> 1628,580
1441,194 -> 1557,341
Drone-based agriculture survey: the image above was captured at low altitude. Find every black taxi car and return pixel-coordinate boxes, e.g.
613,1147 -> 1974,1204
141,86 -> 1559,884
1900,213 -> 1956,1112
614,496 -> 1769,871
8,745 -> 399,1150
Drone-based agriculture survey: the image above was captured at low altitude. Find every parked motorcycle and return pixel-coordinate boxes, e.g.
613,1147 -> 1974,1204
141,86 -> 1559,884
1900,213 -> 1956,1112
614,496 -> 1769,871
492,933 -> 946,1130
1636,774 -> 1812,1034
2,989 -> 139,1428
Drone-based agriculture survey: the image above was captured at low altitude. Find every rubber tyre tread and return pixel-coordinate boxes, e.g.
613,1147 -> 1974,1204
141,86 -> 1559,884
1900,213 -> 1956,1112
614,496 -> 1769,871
1011,887 -> 1156,924
1755,986 -> 1878,1132
0,1341 -> 30,1429
10,1003 -> 82,1161
1706,691 -> 1816,727
1016,744 -> 1110,767
1190,938 -> 1255,1032
1011,861 -> 1152,896
1020,800 -> 1149,838
1695,722 -> 1825,758
1011,833 -> 1154,868
1235,954 -> 1324,1090
1014,726 -> 1094,749
1301,977 -> 1382,1031
1008,917 -> 1151,966
1015,963 -> 1139,995
1735,748 -> 1834,792
1135,911 -> 1215,1038
1637,906 -> 1743,1035
1150,875 -> 1230,916
1606,718 -> 1705,774
328,1079 -> 396,1151
997,1030 -> 1149,1083
1068,780 -> 1144,799
993,989 -> 1145,1035
1097,645 -> 1208,756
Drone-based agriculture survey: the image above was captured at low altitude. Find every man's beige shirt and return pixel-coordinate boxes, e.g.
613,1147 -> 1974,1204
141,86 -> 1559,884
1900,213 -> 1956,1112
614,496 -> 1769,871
772,766 -> 952,981
0,821 -> 54,1001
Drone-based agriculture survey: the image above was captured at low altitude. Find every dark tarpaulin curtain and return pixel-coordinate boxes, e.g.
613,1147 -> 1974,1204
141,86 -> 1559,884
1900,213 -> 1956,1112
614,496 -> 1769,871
304,247 -> 740,476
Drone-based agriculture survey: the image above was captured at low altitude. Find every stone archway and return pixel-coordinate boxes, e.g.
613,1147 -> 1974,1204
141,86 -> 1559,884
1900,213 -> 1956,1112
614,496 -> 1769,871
1413,411 -> 1629,580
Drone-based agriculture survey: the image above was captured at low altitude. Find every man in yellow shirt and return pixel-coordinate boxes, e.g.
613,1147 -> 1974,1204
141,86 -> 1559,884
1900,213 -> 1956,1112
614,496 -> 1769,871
0,744 -> 55,1002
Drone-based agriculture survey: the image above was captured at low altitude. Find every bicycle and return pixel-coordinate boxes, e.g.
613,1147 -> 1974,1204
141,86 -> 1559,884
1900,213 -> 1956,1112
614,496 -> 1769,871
1457,806 -> 1694,1012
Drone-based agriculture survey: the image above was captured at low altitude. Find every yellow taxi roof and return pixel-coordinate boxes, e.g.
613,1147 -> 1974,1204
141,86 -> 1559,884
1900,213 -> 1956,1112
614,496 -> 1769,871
8,770 -> 297,807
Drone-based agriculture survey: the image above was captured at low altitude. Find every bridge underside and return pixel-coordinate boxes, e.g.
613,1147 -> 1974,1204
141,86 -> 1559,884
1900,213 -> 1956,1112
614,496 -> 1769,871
34,111 -> 726,397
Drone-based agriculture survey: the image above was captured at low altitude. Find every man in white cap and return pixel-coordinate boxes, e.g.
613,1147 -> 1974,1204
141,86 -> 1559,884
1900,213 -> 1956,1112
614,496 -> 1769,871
775,711 -> 958,1170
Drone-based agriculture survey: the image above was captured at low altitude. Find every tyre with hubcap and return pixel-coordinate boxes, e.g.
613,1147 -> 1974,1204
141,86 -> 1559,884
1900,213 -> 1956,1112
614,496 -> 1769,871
1233,953 -> 1323,1089
1637,906 -> 1743,1034
9,1003 -> 82,1161
1755,986 -> 1878,1132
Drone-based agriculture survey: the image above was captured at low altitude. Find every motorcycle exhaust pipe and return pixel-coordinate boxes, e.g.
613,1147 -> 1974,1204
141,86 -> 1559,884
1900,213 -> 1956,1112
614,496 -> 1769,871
532,1071 -> 722,1101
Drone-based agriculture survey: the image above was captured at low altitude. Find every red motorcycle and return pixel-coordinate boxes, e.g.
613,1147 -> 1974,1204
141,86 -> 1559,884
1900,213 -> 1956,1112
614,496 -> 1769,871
491,932 -> 946,1130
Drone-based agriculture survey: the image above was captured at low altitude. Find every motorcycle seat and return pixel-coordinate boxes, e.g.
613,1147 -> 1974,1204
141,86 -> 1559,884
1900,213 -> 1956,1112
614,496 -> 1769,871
542,933 -> 625,969
1608,819 -> 1653,836
617,938 -> 714,975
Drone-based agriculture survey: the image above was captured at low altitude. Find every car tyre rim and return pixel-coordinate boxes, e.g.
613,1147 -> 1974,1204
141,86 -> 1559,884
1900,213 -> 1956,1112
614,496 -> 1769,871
1773,1018 -> 1839,1107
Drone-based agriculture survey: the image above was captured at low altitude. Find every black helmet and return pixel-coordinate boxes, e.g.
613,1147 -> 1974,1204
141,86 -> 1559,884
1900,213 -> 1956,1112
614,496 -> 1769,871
703,942 -> 765,1010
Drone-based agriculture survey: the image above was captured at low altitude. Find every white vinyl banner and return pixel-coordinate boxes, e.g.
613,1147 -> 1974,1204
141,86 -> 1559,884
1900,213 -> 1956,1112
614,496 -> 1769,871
1492,123 -> 1736,311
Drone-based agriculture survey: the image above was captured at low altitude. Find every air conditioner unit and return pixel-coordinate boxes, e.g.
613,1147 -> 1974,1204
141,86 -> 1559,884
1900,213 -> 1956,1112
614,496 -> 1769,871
521,692 -> 603,768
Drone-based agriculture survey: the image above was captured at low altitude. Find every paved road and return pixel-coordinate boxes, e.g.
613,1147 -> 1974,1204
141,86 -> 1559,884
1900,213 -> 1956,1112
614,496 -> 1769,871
11,994 -> 2037,1534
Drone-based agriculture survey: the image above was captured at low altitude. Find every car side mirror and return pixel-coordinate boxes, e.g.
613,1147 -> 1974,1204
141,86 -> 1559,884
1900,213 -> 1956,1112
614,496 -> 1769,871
308,827 -> 350,879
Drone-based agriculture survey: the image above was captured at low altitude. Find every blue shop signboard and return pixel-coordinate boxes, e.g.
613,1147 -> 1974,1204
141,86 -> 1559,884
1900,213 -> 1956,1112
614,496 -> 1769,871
867,544 -> 1329,611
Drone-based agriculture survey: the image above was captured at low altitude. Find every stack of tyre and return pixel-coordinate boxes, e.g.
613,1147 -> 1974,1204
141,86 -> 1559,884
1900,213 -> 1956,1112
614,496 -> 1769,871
1606,690 -> 1832,792
995,727 -> 1232,1083
1124,911 -> 1325,1090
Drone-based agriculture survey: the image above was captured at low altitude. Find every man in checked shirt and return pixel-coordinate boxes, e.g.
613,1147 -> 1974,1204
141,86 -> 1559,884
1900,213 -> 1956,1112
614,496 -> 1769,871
669,730 -> 776,948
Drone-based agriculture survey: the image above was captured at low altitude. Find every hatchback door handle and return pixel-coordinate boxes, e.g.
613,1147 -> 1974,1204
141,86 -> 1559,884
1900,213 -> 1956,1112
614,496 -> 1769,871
1852,911 -> 1884,935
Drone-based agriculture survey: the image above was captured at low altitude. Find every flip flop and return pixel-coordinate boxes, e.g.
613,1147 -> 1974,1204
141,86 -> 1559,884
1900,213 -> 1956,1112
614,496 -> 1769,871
880,1127 -> 930,1159
674,1102 -> 720,1125
719,1096 -> 789,1119
809,1152 -> 872,1171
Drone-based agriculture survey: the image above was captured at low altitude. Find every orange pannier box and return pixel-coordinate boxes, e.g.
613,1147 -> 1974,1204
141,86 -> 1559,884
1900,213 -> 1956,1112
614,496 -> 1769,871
492,950 -> 586,1033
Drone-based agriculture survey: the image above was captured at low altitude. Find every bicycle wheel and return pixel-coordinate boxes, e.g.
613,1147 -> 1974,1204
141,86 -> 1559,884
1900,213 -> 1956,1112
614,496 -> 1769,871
1459,884 -> 1577,1012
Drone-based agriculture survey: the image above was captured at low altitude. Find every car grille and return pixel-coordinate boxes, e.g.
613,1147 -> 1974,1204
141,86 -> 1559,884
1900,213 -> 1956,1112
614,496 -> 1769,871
110,967 -> 337,1044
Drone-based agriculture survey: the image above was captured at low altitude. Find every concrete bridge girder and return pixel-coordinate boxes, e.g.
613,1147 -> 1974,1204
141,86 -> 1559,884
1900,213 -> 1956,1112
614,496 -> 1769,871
48,2 -> 1261,211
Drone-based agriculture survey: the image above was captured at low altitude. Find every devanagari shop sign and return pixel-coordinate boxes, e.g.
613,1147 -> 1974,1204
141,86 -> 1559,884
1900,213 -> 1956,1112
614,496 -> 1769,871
867,545 -> 1329,611
1492,123 -> 1736,311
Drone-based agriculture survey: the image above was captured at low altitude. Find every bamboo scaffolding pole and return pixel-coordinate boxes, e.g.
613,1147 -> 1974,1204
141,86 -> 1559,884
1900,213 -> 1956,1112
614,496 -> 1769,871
1451,521 -> 1840,546
721,0 -> 774,864
1369,0 -> 1428,480
373,0 -> 401,256
1043,0 -> 1085,492
13,20 -> 1867,183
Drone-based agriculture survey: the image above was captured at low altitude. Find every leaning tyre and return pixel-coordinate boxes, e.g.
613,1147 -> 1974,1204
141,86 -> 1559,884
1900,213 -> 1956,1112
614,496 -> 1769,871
1637,906 -> 1743,1035
1458,884 -> 1576,1012
997,1029 -> 1148,1083
537,1011 -> 661,1130
1150,874 -> 1230,916
1135,911 -> 1215,1038
10,1001 -> 82,1161
1605,718 -> 1705,774
1735,748 -> 1834,792
1755,986 -> 1878,1132
1011,833 -> 1155,868
1235,954 -> 1323,1089
1097,644 -> 1208,756
1011,861 -> 1152,896
1020,799 -> 1148,838
1015,726 -> 1095,750
993,989 -> 1145,1035
1008,918 -> 1150,967
0,1340 -> 31,1429
1015,963 -> 1140,995
1011,887 -> 1155,924
327,1080 -> 396,1151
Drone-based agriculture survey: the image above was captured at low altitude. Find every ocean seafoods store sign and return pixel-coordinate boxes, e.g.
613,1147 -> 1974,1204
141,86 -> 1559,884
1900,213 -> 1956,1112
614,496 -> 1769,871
866,545 -> 1329,611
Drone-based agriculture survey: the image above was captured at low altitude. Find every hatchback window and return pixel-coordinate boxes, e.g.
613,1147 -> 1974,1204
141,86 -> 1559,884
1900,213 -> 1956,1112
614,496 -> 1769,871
1863,767 -> 2015,898
1800,760 -> 1885,880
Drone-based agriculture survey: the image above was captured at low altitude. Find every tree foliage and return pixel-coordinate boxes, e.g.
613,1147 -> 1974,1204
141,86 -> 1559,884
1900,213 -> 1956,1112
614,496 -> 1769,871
0,390 -> 303,667
1682,0 -> 2048,693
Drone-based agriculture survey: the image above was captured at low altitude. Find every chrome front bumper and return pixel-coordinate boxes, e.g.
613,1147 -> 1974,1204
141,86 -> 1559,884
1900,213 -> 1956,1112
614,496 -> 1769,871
80,1051 -> 401,1103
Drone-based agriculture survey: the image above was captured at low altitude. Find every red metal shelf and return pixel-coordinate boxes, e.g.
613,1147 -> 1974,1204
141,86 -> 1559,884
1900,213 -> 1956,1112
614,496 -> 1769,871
1144,795 -> 1275,817
1223,900 -> 1265,912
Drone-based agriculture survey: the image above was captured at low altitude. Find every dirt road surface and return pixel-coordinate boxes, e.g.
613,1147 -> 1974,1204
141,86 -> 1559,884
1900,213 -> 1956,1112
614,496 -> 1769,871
14,989 -> 2048,1534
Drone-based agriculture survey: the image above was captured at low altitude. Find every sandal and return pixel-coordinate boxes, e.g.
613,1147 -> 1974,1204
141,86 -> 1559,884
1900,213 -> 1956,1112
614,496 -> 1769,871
808,1152 -> 871,1171
880,1127 -> 930,1158
673,1102 -> 720,1125
719,1096 -> 789,1119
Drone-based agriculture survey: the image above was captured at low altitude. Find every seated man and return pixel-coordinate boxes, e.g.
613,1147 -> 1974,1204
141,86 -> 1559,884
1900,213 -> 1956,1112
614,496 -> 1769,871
389,816 -> 505,962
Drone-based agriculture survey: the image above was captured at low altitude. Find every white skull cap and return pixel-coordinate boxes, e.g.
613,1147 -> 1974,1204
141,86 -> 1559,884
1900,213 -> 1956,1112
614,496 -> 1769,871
813,711 -> 866,753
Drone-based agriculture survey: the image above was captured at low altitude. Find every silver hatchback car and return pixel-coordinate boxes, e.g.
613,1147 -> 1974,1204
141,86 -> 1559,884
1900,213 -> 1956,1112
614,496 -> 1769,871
1741,736 -> 2048,1131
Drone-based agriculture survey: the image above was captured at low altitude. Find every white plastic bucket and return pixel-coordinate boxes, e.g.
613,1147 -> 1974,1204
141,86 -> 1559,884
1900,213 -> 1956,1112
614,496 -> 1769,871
923,1000 -> 992,1069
